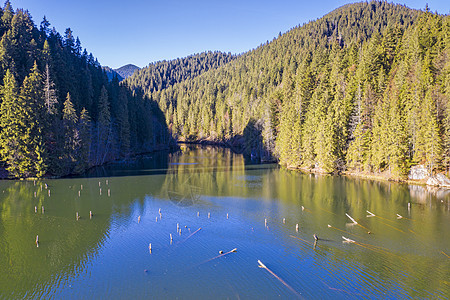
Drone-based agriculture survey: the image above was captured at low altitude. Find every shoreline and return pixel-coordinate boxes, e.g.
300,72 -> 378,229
284,165 -> 449,190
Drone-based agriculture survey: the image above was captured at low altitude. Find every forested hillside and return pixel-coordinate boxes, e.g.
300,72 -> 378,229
0,1 -> 171,178
132,1 -> 449,179
126,51 -> 235,95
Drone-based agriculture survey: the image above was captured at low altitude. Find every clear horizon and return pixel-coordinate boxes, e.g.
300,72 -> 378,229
10,0 -> 450,69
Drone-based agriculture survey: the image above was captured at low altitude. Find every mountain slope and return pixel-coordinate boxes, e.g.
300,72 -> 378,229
147,1 -> 450,178
115,64 -> 140,79
126,51 -> 235,95
0,2 -> 171,178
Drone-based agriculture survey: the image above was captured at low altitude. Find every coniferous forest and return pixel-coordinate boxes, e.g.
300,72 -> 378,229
0,1 -> 172,178
127,1 -> 450,179
2,1 -> 450,180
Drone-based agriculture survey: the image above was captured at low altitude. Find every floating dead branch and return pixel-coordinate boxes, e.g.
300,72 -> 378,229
345,213 -> 357,224
200,247 -> 237,265
258,260 -> 302,298
179,227 -> 201,245
366,210 -> 376,218
342,236 -> 355,243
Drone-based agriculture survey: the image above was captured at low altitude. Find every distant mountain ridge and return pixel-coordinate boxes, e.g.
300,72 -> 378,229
115,64 -> 140,79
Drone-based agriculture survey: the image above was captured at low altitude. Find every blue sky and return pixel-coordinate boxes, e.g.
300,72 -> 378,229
10,0 -> 450,69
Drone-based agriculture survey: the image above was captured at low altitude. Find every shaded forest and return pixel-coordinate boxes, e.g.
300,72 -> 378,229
0,1 -> 172,178
128,1 -> 450,179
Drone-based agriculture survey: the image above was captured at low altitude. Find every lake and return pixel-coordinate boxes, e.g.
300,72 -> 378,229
0,145 -> 449,299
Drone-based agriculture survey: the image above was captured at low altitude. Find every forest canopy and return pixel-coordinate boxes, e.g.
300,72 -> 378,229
0,1 -> 172,178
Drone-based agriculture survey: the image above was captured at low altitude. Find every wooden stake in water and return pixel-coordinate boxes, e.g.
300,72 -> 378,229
76,212 -> 79,220
81,184 -> 83,190
35,206 -> 37,213
170,233 -> 173,242
138,216 -> 141,223
265,218 -> 267,227
78,190 -> 81,197
108,189 -> 110,197
227,213 -> 229,219
106,180 -> 108,185
283,218 -> 286,224
197,211 -> 199,217
48,190 -> 50,197
35,235 -> 39,247
258,260 -> 301,298
208,212 -> 211,219
90,211 -> 92,219
296,224 -> 299,232
149,243 -> 152,253
42,206 -> 44,214
99,181 -> 101,187
99,188 -> 102,195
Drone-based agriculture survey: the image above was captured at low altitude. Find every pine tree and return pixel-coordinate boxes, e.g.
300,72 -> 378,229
96,85 -> 111,164
62,92 -> 78,173
21,62 -> 47,177
0,69 -> 22,177
43,63 -> 57,114
75,107 -> 91,173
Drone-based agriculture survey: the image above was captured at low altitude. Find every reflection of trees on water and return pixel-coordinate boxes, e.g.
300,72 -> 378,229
160,145 -> 249,203
0,180 -> 110,298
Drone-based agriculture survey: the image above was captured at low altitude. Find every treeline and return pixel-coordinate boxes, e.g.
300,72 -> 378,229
129,1 -> 450,178
0,1 -> 170,178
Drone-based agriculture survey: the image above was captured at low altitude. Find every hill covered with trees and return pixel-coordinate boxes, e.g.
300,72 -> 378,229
128,1 -> 449,179
0,1 -> 172,178
126,51 -> 235,95
115,64 -> 140,79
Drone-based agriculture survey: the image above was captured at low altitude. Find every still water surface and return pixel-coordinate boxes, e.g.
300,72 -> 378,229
1,145 -> 449,299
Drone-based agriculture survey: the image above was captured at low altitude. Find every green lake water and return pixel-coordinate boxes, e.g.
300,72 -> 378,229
0,145 -> 449,299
